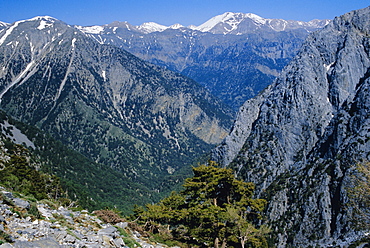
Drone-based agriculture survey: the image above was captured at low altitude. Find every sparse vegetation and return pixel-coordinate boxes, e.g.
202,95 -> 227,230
347,162 -> 370,230
93,209 -> 125,224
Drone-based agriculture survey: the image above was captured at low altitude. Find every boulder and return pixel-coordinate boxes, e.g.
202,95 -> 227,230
13,237 -> 61,247
0,215 -> 6,224
0,243 -> 14,248
12,198 -> 30,210
1,192 -> 13,199
98,226 -> 118,237
116,222 -> 128,229
112,237 -> 125,247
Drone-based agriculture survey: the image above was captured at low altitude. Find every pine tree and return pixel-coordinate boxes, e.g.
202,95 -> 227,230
133,163 -> 269,247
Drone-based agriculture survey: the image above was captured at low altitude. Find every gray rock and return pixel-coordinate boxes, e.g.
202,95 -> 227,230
0,243 -> 14,248
112,237 -> 125,247
62,234 -> 77,243
54,230 -> 67,241
0,215 -> 6,224
4,210 -> 12,216
98,226 -> 118,237
12,198 -> 30,210
13,237 -> 61,248
1,192 -> 13,199
115,222 -> 128,229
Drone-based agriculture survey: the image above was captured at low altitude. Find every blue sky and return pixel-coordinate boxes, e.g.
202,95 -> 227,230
1,0 -> 369,26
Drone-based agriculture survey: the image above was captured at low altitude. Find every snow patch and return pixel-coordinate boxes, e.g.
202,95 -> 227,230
53,44 -> 75,104
37,20 -> 53,30
324,62 -> 335,72
245,13 -> 266,25
0,21 -> 10,30
0,20 -> 27,46
76,25 -> 104,34
102,70 -> 107,81
28,16 -> 56,22
0,60 -> 36,101
1,121 -> 36,149
71,38 -> 77,48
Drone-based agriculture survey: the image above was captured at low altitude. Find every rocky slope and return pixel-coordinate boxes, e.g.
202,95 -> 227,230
78,13 -> 329,110
0,16 -> 233,206
0,188 -> 170,248
212,6 -> 370,247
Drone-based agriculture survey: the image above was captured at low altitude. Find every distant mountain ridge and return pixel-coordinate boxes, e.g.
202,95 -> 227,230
77,12 -> 330,35
75,12 -> 329,110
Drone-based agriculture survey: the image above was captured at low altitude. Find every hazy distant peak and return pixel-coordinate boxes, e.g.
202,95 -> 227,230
169,23 -> 184,29
193,12 -> 266,32
137,22 -> 168,33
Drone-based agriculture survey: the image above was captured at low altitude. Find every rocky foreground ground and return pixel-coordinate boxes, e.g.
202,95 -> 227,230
0,188 -> 170,248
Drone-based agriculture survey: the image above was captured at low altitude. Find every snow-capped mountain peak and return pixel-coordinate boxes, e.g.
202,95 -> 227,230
193,12 -> 242,32
193,12 -> 270,33
28,16 -> 58,22
169,23 -> 184,30
137,22 -> 168,33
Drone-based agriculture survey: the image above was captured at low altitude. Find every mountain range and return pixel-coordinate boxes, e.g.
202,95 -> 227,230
212,6 -> 370,247
0,12 -> 330,210
0,15 -> 233,210
77,12 -> 329,35
0,7 -> 369,247
77,12 -> 329,110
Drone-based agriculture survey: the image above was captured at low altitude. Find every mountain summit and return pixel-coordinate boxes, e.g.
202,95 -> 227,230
193,12 -> 330,34
212,6 -> 370,247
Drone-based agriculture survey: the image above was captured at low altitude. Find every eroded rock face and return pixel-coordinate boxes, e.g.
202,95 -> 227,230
212,6 -> 370,247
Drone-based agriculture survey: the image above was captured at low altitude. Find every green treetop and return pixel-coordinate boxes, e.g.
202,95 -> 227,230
133,163 -> 270,248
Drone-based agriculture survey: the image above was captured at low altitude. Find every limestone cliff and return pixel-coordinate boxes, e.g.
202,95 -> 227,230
212,6 -> 370,247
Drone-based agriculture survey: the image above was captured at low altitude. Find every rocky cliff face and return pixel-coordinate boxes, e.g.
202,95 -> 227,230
212,6 -> 370,247
0,16 -> 233,203
78,14 -> 328,110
